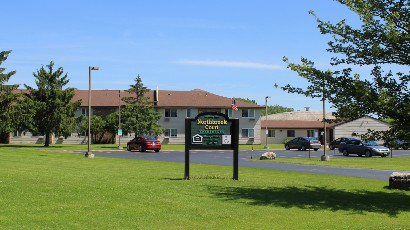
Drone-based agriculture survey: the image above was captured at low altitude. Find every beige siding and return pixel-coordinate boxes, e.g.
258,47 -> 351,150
261,129 -> 320,144
157,108 -> 262,144
334,117 -> 390,142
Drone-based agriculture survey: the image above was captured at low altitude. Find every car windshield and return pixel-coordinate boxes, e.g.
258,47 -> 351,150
144,136 -> 157,141
364,141 -> 378,146
305,137 -> 319,142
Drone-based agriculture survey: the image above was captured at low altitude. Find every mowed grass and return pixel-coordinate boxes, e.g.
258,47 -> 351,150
256,155 -> 410,171
1,147 -> 410,229
0,143 -> 286,151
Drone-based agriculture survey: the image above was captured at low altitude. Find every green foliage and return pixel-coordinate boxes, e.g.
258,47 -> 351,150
235,97 -> 293,116
261,105 -> 294,116
0,50 -> 19,142
90,115 -> 106,143
234,97 -> 257,104
282,0 -> 410,141
24,62 -> 81,146
122,75 -> 163,136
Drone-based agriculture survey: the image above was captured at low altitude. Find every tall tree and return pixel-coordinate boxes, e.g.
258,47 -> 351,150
0,50 -> 19,143
262,105 -> 295,116
25,62 -> 81,147
282,0 -> 410,141
122,75 -> 163,136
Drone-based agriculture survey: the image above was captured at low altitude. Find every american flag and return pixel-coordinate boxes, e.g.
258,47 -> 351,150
231,99 -> 238,111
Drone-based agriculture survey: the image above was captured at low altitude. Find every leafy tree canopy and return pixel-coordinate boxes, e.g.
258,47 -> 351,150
262,105 -> 294,116
282,0 -> 410,141
235,97 -> 257,104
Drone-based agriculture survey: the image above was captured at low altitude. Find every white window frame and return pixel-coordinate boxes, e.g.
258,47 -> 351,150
241,128 -> 255,138
241,109 -> 255,118
224,109 -> 233,118
81,108 -> 89,116
164,128 -> 178,138
267,129 -> 275,137
186,109 -> 191,118
165,109 -> 177,117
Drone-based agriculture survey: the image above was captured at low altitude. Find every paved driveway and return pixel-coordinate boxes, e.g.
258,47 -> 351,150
75,149 -> 410,181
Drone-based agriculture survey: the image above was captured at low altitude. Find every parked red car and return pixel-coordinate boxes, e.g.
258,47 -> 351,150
127,136 -> 161,152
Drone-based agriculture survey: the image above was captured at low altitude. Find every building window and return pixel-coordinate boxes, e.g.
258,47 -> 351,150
224,109 -> 233,118
307,129 -> 315,137
186,109 -> 191,118
164,128 -> 177,137
287,130 -> 295,137
241,128 -> 255,138
81,108 -> 89,116
267,129 -> 275,137
165,109 -> 177,117
242,109 -> 255,118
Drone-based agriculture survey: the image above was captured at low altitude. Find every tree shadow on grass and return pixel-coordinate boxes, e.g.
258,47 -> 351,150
207,185 -> 410,217
0,144 -> 62,148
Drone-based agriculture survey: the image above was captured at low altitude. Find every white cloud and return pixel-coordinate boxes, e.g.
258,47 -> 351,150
175,59 -> 284,70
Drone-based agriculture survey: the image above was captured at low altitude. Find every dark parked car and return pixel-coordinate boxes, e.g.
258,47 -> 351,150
329,137 -> 358,150
127,136 -> 161,152
285,137 -> 321,151
383,139 -> 409,150
338,139 -> 389,157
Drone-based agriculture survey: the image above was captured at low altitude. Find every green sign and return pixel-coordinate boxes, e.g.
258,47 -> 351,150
118,129 -> 122,136
185,112 -> 239,180
191,114 -> 232,146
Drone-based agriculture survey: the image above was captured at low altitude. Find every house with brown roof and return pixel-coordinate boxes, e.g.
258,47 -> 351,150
10,88 -> 263,144
260,111 -> 390,145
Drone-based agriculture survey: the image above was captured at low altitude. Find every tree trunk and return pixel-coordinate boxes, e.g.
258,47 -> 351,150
0,132 -> 10,144
45,132 -> 50,147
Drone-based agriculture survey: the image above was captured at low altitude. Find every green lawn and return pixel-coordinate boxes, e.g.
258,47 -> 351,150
0,146 -> 409,229
0,143 -> 286,151
255,155 -> 410,171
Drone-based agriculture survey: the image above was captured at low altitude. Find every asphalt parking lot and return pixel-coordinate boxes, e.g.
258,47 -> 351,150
75,149 -> 410,181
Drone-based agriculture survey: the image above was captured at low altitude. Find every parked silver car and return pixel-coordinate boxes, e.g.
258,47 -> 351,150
338,139 -> 390,157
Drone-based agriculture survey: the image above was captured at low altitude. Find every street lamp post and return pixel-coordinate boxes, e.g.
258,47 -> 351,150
118,90 -> 122,150
321,72 -> 329,161
85,66 -> 99,158
264,96 -> 271,149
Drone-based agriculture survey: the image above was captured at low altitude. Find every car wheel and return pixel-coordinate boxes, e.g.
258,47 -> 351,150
314,148 -> 318,151
403,144 -> 408,150
342,149 -> 349,156
329,144 -> 334,150
285,144 -> 290,150
138,146 -> 142,152
365,150 -> 372,157
155,149 -> 160,152
301,145 -> 306,151
127,145 -> 131,151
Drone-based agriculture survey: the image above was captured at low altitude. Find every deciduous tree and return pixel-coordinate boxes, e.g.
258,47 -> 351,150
282,0 -> 410,141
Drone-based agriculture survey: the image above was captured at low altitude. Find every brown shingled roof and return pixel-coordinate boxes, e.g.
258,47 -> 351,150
156,89 -> 261,108
72,89 -> 262,108
261,120 -> 338,129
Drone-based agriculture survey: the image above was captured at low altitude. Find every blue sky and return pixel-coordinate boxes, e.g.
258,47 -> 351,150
2,0 -> 361,111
